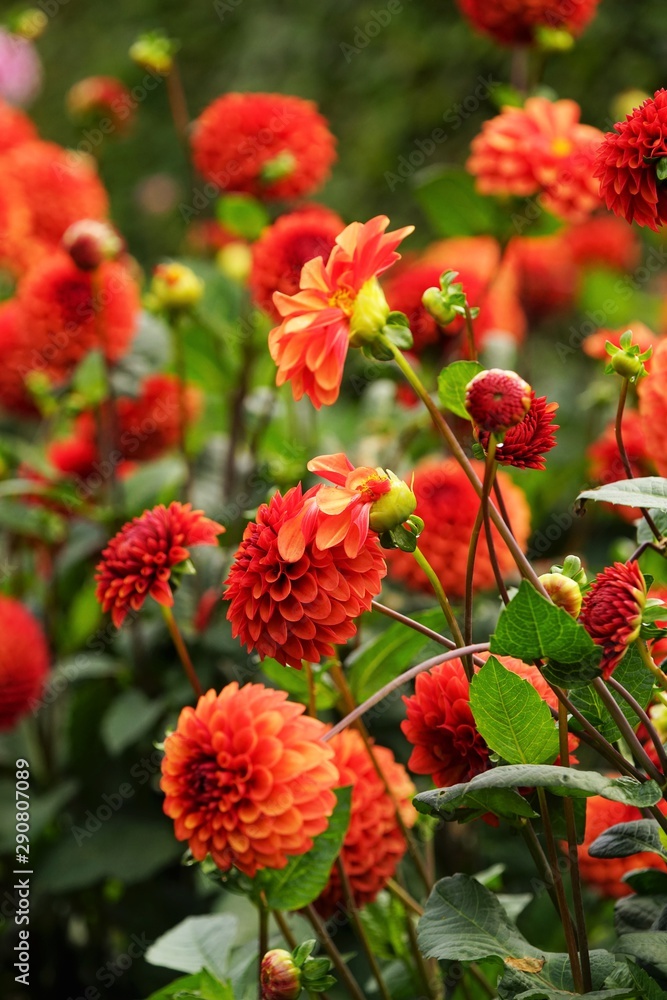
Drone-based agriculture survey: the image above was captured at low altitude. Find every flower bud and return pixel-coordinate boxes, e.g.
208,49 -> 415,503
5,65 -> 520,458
605,329 -> 652,383
9,9 -> 47,40
261,949 -> 301,1000
129,31 -> 175,75
216,241 -> 252,284
260,151 -> 297,185
369,472 -> 417,532
465,368 -> 532,435
422,286 -> 457,326
348,277 -> 391,346
151,262 -> 204,311
62,220 -> 124,271
538,572 -> 583,618
610,350 -> 644,380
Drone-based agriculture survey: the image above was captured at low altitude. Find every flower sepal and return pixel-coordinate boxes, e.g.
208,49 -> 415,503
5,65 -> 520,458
605,329 -> 652,381
379,514 -> 424,552
422,269 -> 480,328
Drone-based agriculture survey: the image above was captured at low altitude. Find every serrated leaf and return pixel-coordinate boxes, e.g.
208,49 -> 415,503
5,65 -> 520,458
437,360 -> 484,418
589,821 -> 667,862
145,973 -> 204,1000
255,786 -> 351,910
145,915 -> 238,982
490,581 -> 601,681
470,656 -> 560,765
578,478 -> 667,512
637,510 -> 667,546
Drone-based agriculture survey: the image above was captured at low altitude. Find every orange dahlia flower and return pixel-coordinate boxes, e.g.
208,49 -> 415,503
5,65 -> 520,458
387,458 -> 530,599
16,253 -> 139,384
468,98 -> 603,224
639,338 -> 667,476
0,96 -> 37,153
594,90 -> 667,231
587,411 -> 654,522
224,484 -> 387,668
506,234 -> 578,318
250,205 -> 344,319
269,215 -> 413,408
456,0 -> 601,46
161,684 -> 339,877
577,795 -> 667,898
314,728 -> 416,917
0,595 -> 50,729
95,502 -> 225,628
579,561 -> 647,678
191,92 -> 337,201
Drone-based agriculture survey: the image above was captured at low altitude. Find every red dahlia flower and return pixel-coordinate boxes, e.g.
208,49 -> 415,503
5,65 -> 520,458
587,411 -> 654,522
465,368 -> 532,434
250,205 -> 345,319
95,502 -> 225,627
0,300 -> 39,417
224,484 -> 387,668
456,0 -> 601,46
161,683 -> 339,877
567,215 -> 640,273
477,392 -> 559,470
0,96 -> 37,153
191,92 -> 337,201
269,215 -> 413,408
594,90 -> 667,231
468,98 -> 603,224
579,561 -> 647,678
0,595 -> 50,729
639,338 -> 667,476
66,76 -> 135,134
402,658 -> 490,787
506,234 -> 578,318
315,728 -> 416,917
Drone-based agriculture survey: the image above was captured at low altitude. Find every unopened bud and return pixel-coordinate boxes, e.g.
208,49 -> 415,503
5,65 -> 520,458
539,572 -> 582,618
151,262 -> 204,311
348,278 -> 391,347
62,220 -> 123,271
216,241 -> 252,284
422,286 -> 457,326
261,949 -> 301,1000
369,472 -> 417,532
465,368 -> 531,435
129,31 -> 175,75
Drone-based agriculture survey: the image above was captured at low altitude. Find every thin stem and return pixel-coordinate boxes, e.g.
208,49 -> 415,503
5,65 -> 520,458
464,304 -> 477,362
336,858 -> 392,1000
304,661 -> 317,717
371,599 -> 488,665
549,687 -> 645,782
161,605 -> 202,698
304,904 -> 366,1000
171,313 -> 192,500
403,902 -> 439,1000
224,306 -> 255,502
608,675 -> 667,775
386,877 -> 424,916
166,58 -> 190,144
557,695 -> 592,992
592,678 -> 664,784
637,639 -> 667,693
463,438 -> 497,677
519,820 -> 569,925
493,479 -> 516,540
468,965 -> 496,999
258,892 -> 269,998
413,547 -> 465,647
322,643 -> 490,742
536,787 -> 584,994
615,378 -> 662,541
272,909 -> 297,949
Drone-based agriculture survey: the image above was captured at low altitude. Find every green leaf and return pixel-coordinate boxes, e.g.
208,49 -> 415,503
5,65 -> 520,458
577,478 -> 667,513
256,786 -> 351,910
490,581 -> 601,681
614,932 -> 667,982
623,961 -> 666,1000
470,656 -> 560,765
216,193 -> 269,240
656,158 -> 667,182
100,689 -> 166,756
414,166 -> 505,238
347,606 -> 446,703
570,645 -> 654,743
260,659 -> 339,710
499,949 -> 628,999
145,973 -> 204,1000
145,914 -> 239,982
589,821 -> 667,862
615,894 -> 667,936
437,360 -> 485,419
637,510 -> 667,546
72,349 -> 108,405
624,869 -> 667,895
122,456 -> 187,517
0,498 -> 67,544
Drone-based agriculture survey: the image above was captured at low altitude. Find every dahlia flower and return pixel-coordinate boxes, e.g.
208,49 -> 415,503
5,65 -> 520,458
0,300 -> 38,416
506,234 -> 578,318
577,795 -> 667,897
269,215 -> 413,408
567,215 -> 640,272
95,502 -> 225,627
387,459 -> 530,599
0,95 -> 36,152
0,30 -> 42,106
639,338 -> 667,476
594,89 -> 667,231
250,205 -> 344,318
224,484 -> 386,668
314,728 -> 416,917
465,368 -> 532,434
191,92 -> 337,200
476,392 -> 559,470
0,595 -> 49,729
66,76 -> 134,134
579,561 -> 647,678
161,683 -> 339,877
456,0 -> 601,46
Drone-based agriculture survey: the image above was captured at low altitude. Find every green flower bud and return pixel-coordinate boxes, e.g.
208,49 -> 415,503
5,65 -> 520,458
538,572 -> 583,618
348,278 -> 391,346
369,472 -> 417,532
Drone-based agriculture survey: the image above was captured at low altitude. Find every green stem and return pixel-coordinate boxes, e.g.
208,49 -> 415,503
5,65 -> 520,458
607,674 -> 667,775
636,639 -> 667,693
161,605 -> 202,698
304,903 -> 366,1000
335,857 -> 392,1000
615,378 -> 662,541
463,437 -> 497,677
591,677 -> 664,784
258,892 -> 269,997
464,304 -> 477,362
413,547 -> 465,648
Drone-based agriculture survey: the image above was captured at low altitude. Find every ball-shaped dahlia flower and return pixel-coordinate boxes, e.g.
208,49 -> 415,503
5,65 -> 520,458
16,253 -> 140,383
577,795 -> 667,898
387,459 -> 530,599
314,728 -> 416,917
116,374 -> 202,461
468,98 -> 603,224
250,205 -> 344,319
594,90 -> 667,232
0,300 -> 39,416
161,683 -> 339,877
579,561 -> 647,678
456,0 -> 601,46
191,92 -> 337,201
0,166 -> 40,278
225,484 -> 386,668
0,595 -> 50,729
476,392 -> 559,470
95,502 -> 225,628
639,338 -> 667,476
587,411 -> 654,522
465,368 -> 532,434
0,96 -> 37,153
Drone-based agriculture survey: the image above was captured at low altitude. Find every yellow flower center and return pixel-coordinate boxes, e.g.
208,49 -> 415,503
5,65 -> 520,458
551,136 -> 573,157
329,286 -> 356,316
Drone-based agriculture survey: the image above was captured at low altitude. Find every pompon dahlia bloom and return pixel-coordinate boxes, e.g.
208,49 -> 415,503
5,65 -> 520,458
191,92 -> 337,201
587,411 -> 654,522
314,729 -> 416,917
577,795 -> 667,898
465,368 -> 532,434
161,683 -> 339,877
639,338 -> 667,476
0,595 -> 50,729
16,253 -> 139,383
0,96 -> 37,152
250,205 -> 344,319
579,561 -> 647,678
95,502 -> 225,628
594,90 -> 667,231
1,141 -> 109,246
456,0 -> 601,46
269,215 -> 413,408
567,215 -> 641,272
116,374 -> 202,461
66,76 -> 134,133
224,484 -> 387,668
387,459 -> 530,599
477,392 -> 559,470
402,658 -> 490,787
0,300 -> 39,417
468,98 -> 603,224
